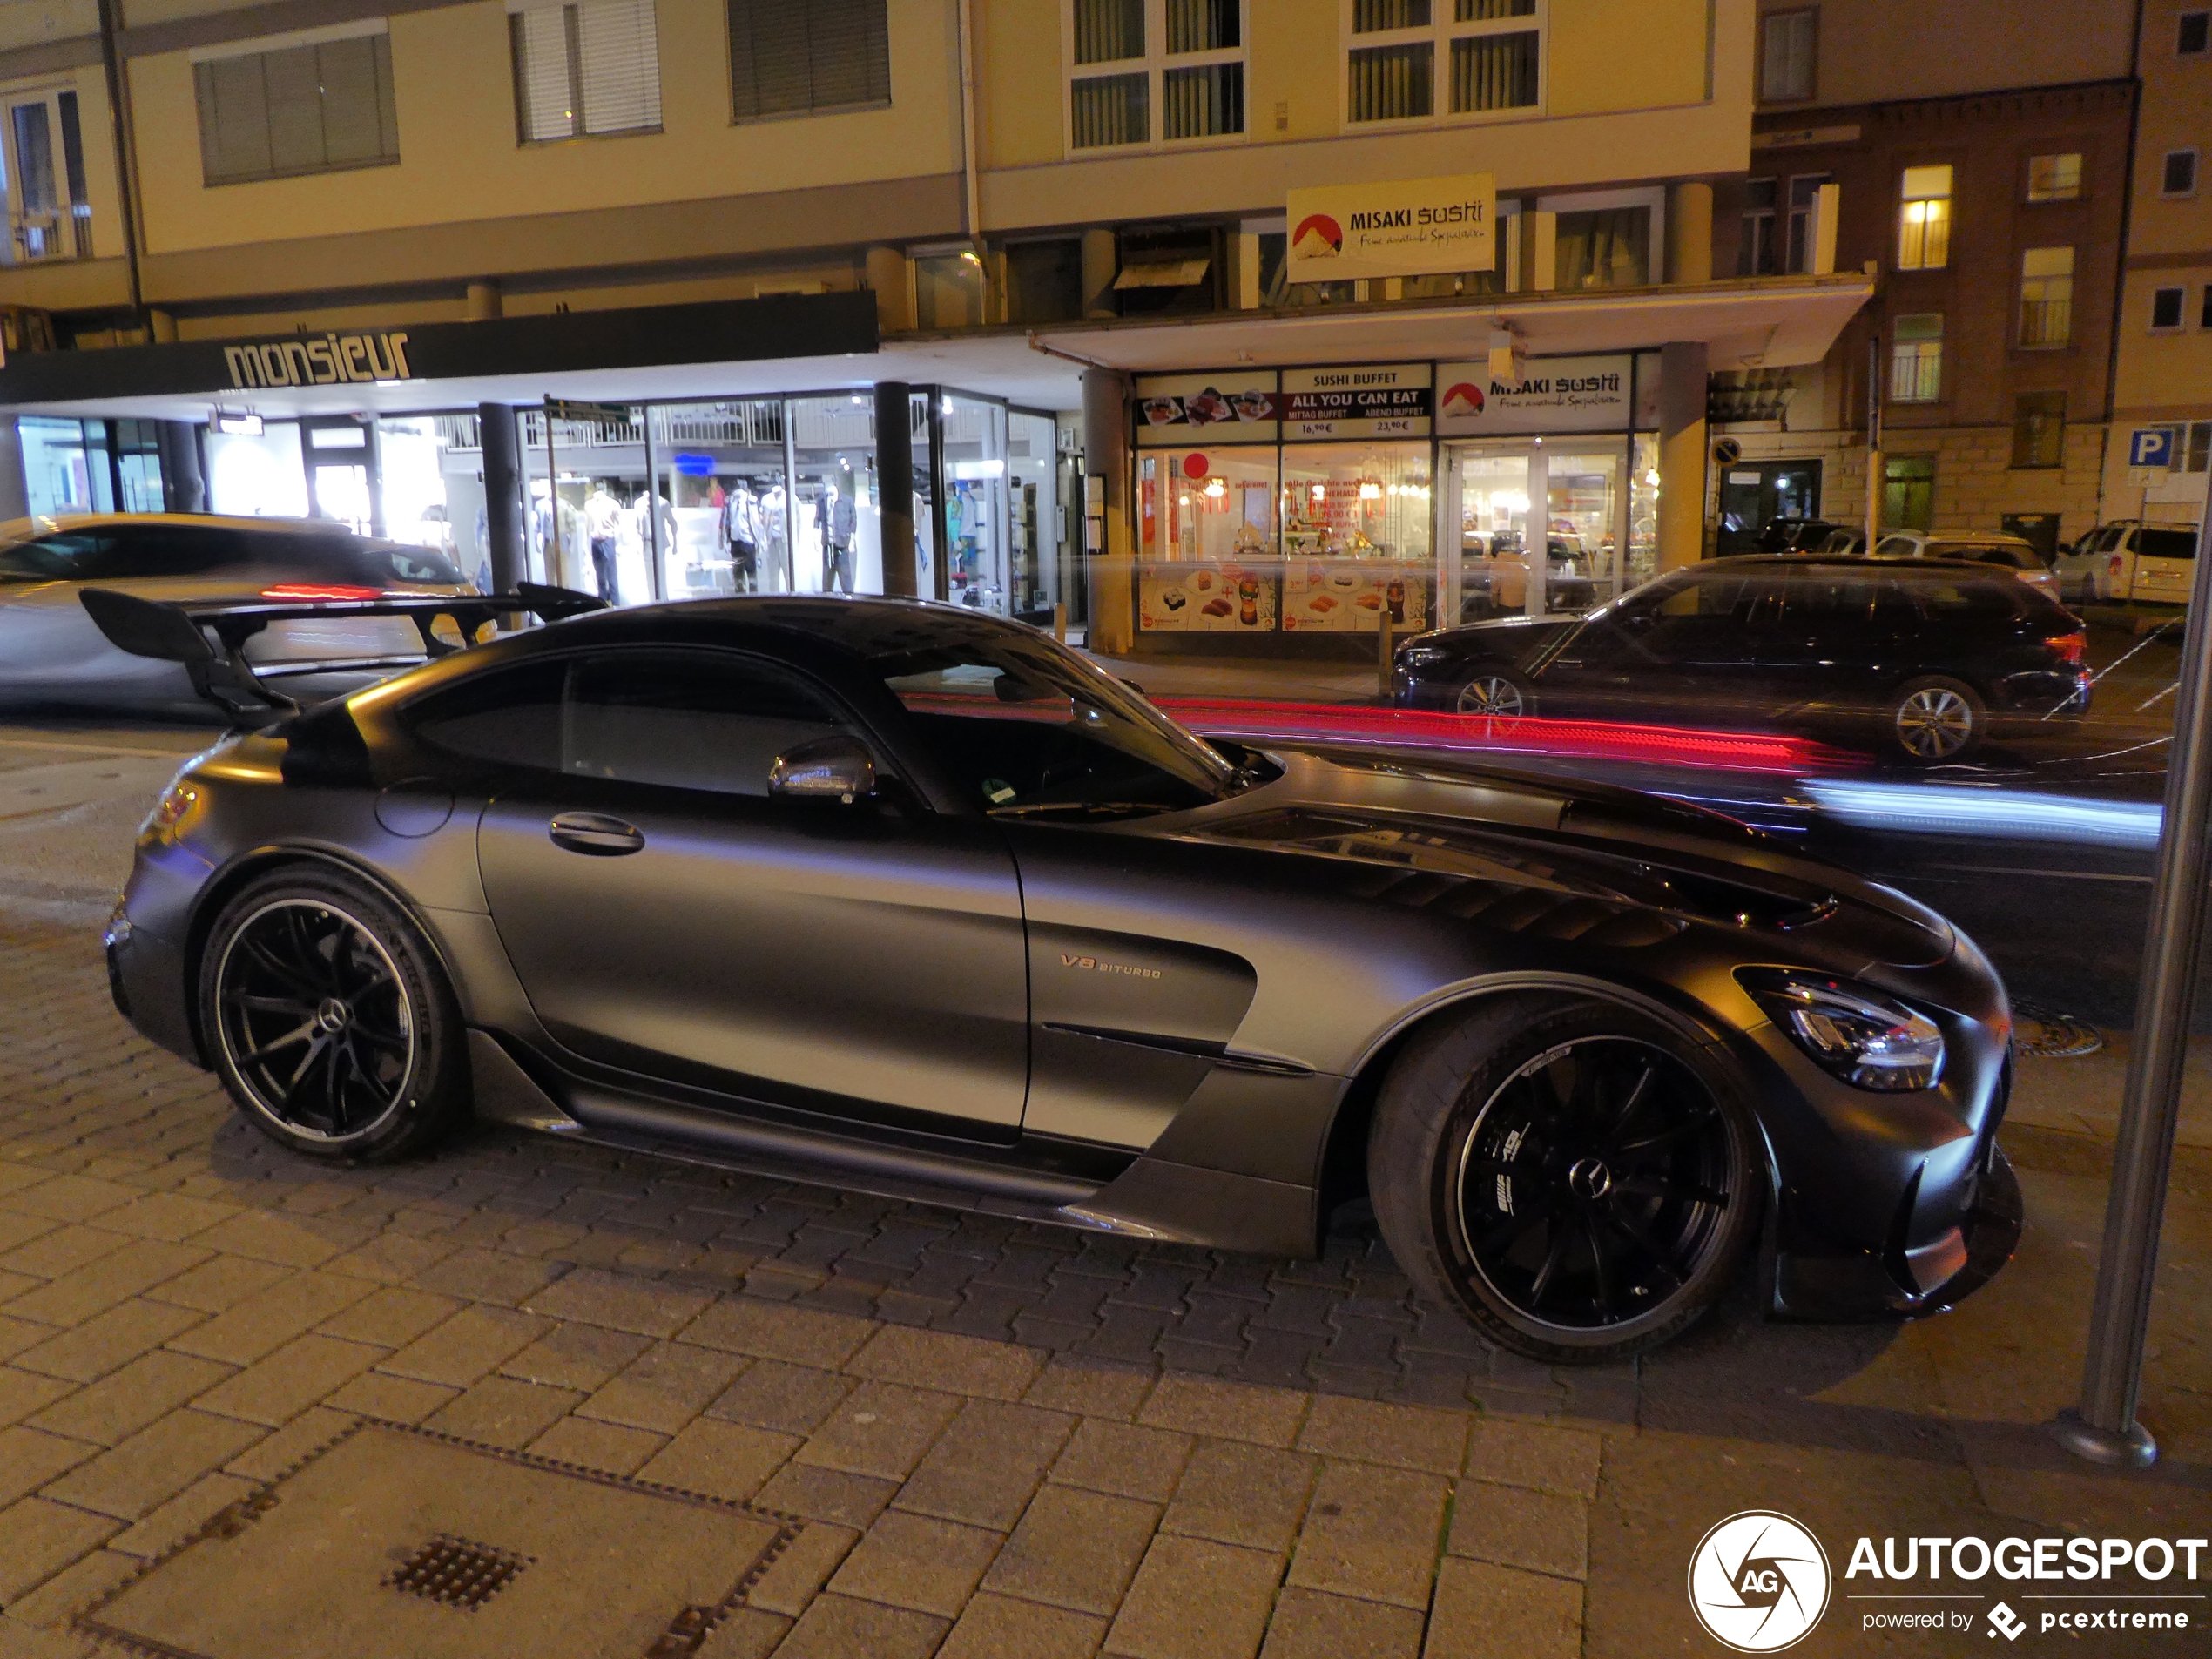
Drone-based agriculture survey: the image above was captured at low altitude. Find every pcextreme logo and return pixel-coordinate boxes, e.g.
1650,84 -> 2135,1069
1687,1512 -> 1832,1651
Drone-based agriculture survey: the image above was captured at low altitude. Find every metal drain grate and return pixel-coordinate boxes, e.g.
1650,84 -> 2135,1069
384,1534 -> 534,1611
2013,999 -> 2104,1059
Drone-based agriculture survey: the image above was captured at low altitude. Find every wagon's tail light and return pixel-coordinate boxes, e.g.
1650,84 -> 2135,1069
2108,555 -> 2124,575
1738,971 -> 1946,1092
140,780 -> 202,846
2044,631 -> 2087,664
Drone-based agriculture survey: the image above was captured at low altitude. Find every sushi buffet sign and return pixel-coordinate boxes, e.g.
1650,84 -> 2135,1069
1135,365 -> 1433,444
1285,172 -> 1496,282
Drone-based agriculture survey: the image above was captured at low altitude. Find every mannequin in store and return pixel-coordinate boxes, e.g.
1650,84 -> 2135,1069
528,482 -> 556,585
819,482 -> 856,594
584,483 -> 622,602
725,482 -> 759,593
759,481 -> 789,591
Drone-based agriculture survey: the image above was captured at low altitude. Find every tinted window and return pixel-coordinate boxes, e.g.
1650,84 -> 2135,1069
2137,529 -> 2200,562
1874,536 -> 1918,557
564,649 -> 846,796
1784,571 -> 1917,627
1943,543 -> 2036,570
2092,526 -> 2131,553
0,531 -> 105,580
92,524 -> 249,578
1901,577 -> 2022,619
248,531 -> 466,588
406,658 -> 568,771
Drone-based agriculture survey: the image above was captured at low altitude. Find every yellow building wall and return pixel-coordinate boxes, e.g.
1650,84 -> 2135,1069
130,0 -> 963,256
0,0 -> 98,52
2114,269 -> 2212,413
1247,0 -> 1339,143
1548,0 -> 1710,117
977,0 -> 1059,168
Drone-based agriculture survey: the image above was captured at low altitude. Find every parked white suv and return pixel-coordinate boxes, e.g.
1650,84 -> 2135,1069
1868,529 -> 2063,604
2055,521 -> 2202,606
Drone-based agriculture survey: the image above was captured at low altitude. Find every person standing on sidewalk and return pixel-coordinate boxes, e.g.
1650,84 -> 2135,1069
820,482 -> 857,594
584,483 -> 622,602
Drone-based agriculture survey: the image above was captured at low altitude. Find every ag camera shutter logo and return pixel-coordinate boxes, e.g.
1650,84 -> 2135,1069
1688,1511 -> 1832,1651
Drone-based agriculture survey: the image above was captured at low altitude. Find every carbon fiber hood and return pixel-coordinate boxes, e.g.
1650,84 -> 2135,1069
1184,751 -> 1955,969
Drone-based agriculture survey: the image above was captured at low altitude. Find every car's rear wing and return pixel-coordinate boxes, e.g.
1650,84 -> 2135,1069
80,583 -> 605,720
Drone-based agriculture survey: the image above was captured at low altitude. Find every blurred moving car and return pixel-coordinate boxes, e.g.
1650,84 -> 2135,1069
1755,517 -> 1847,553
1869,529 -> 2062,604
2054,520 -> 2202,606
0,515 -> 472,713
1393,555 -> 2090,762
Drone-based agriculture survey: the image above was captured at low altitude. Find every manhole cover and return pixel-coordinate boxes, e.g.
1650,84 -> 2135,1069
2013,999 -> 2104,1059
77,1423 -> 793,1659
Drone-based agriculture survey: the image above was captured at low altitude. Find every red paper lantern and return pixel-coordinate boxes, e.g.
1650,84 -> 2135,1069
1182,453 -> 1210,480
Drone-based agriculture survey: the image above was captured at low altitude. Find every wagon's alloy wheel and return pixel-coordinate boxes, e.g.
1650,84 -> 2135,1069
1893,685 -> 1976,759
1453,1037 -> 1734,1331
213,899 -> 415,1142
1454,674 -> 1527,718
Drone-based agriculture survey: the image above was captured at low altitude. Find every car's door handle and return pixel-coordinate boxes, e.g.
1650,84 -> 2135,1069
547,812 -> 645,856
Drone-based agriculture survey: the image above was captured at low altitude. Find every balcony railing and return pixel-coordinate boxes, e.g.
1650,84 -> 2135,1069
9,206 -> 91,264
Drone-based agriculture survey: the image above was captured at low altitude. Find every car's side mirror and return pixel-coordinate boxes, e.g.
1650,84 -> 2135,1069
768,734 -> 876,805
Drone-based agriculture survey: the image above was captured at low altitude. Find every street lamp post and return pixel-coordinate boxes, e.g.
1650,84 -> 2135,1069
2055,461 -> 2212,1467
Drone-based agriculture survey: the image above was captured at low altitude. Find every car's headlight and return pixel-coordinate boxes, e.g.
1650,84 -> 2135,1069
1398,644 -> 1454,668
1740,971 -> 1945,1092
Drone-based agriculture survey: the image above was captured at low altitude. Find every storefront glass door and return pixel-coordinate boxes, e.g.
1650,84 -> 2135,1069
942,395 -> 1008,611
791,396 -> 876,595
652,401 -> 789,599
1444,442 -> 1623,622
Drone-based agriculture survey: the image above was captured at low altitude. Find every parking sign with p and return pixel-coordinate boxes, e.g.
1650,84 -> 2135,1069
2131,428 -> 2175,469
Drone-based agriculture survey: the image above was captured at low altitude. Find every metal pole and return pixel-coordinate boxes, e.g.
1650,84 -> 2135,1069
640,404 -> 662,602
1864,332 -> 1883,550
2055,461 -> 2212,1468
543,399 -> 563,589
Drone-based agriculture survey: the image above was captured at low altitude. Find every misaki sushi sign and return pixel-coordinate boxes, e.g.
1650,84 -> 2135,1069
1435,354 -> 1637,435
1285,172 -> 1496,282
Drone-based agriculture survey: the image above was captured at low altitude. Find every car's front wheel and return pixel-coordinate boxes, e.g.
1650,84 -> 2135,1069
1368,994 -> 1761,1364
1453,670 -> 1534,718
1886,676 -> 1986,762
199,867 -> 468,1163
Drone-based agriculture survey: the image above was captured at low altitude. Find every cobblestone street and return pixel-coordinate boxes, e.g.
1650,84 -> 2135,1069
0,729 -> 2204,1658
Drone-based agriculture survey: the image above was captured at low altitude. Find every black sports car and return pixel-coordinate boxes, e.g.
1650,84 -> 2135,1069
96,590 -> 2020,1363
1393,555 -> 2090,763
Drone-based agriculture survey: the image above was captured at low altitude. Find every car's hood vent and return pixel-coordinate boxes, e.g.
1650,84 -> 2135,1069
1341,865 -> 1685,948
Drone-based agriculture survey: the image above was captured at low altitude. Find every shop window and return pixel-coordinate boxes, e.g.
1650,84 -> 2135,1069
1759,8 -> 1817,104
1738,179 -> 1778,276
1004,239 -> 1083,325
651,401 -> 788,597
727,0 -> 890,123
1895,164 -> 1952,271
2010,391 -> 2066,469
194,30 -> 400,185
2162,150 -> 2200,198
1889,314 -> 1943,402
1882,455 -> 1935,532
2,89 -> 91,262
2181,10 -> 2209,54
2151,286 -> 2185,331
2017,247 -> 2073,347
511,0 -> 662,143
1068,0 -> 1245,150
1279,443 -> 1433,632
1554,206 -> 1649,288
914,248 -> 988,329
1345,0 -> 1540,125
2027,152 -> 2081,201
20,416 -> 111,517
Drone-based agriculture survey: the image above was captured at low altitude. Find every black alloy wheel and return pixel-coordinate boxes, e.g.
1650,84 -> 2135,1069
1453,672 -> 1530,719
1368,994 -> 1760,1362
201,870 -> 467,1162
1451,1038 -> 1733,1332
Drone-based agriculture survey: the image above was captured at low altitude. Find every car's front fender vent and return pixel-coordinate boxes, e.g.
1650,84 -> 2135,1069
1351,867 -> 1685,948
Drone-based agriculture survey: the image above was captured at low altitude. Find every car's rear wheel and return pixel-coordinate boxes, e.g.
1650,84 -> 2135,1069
1886,676 -> 1985,762
1368,994 -> 1761,1364
1453,671 -> 1533,719
199,867 -> 467,1163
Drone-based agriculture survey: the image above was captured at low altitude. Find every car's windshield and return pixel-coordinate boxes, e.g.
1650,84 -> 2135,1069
873,627 -> 1239,818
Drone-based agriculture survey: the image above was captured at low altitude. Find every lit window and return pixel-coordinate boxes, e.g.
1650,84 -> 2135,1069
2026,153 -> 2081,201
1759,9 -> 1817,103
510,0 -> 661,144
2010,391 -> 2066,470
2018,247 -> 2074,347
2152,287 -> 2186,330
1069,0 -> 1246,150
2162,150 -> 2200,198
1345,0 -> 1541,125
1889,314 -> 1943,401
1897,165 -> 1952,270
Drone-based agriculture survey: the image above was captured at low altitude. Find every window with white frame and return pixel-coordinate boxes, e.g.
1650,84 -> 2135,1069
1896,164 -> 1952,270
2018,246 -> 2074,347
1889,314 -> 1943,401
2162,149 -> 2199,198
193,25 -> 400,185
510,0 -> 661,143
1759,8 -> 1817,103
2151,286 -> 2186,330
1067,1 -> 1244,151
2027,152 -> 2081,201
1344,1 -> 1541,126
0,86 -> 91,261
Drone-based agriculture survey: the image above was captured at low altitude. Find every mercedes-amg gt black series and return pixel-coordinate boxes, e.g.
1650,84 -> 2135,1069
1393,555 -> 2090,763
94,590 -> 2020,1363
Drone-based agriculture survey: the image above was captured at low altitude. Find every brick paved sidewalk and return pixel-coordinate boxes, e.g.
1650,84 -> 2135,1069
0,911 -> 1600,1658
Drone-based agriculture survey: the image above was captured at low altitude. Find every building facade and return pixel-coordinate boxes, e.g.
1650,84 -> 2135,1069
2107,2 -> 2212,527
0,0 -> 1871,660
1715,0 -> 2137,558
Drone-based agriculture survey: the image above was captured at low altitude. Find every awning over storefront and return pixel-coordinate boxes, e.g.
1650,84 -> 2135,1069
1029,275 -> 1874,374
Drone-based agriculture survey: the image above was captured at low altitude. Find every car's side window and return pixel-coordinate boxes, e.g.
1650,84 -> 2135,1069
563,648 -> 850,797
93,525 -> 245,579
1905,579 -> 2020,618
405,658 -> 569,772
0,531 -> 107,580
1874,536 -> 1917,557
2137,529 -> 2199,562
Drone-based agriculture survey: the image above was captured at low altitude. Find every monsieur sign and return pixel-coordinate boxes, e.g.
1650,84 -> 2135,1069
226,331 -> 414,390
1286,172 -> 1496,283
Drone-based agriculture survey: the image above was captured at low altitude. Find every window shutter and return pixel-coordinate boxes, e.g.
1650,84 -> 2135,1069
513,7 -> 578,140
197,57 -> 273,185
261,44 -> 327,173
578,0 -> 662,134
729,0 -> 889,121
318,36 -> 394,165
